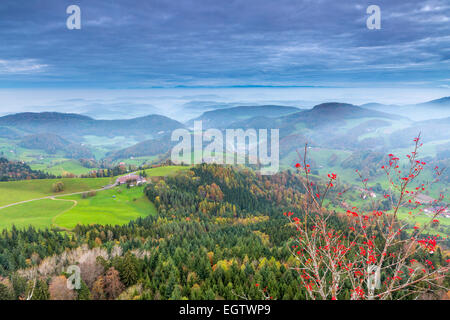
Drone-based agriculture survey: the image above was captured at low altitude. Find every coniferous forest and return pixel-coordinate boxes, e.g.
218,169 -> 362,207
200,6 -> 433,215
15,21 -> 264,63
0,164 -> 448,300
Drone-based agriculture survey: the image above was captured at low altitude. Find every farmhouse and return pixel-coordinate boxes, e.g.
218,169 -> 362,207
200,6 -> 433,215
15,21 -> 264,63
116,174 -> 147,186
424,206 -> 450,219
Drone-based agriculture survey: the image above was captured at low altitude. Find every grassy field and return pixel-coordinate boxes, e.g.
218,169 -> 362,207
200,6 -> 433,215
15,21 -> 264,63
54,185 -> 156,229
0,198 -> 75,230
83,135 -> 143,148
115,156 -> 160,167
143,165 -> 191,177
31,160 -> 99,176
0,138 -> 69,164
0,177 -> 112,207
0,185 -> 156,230
0,166 -> 191,230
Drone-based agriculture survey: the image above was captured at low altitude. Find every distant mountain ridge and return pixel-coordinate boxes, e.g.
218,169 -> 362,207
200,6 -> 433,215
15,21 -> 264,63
417,96 -> 450,106
111,102 -> 409,160
278,102 -> 405,129
305,102 -> 401,118
389,116 -> 450,147
186,105 -> 300,128
359,96 -> 450,121
1,98 -> 448,166
359,102 -> 400,111
0,112 -> 185,140
0,112 -> 92,123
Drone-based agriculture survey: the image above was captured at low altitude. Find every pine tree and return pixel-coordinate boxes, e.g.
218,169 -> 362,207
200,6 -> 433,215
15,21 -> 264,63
169,285 -> 182,300
119,252 -> 138,287
31,280 -> 50,300
204,288 -> 215,300
76,280 -> 91,300
0,283 -> 12,300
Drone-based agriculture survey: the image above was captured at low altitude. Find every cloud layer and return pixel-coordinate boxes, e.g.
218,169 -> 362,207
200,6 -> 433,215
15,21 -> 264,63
0,0 -> 448,88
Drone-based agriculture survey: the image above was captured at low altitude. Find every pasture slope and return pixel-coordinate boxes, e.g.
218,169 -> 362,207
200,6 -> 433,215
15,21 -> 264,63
54,185 -> 156,229
0,166 -> 188,230
0,177 -> 112,207
30,160 -> 99,176
143,165 -> 191,177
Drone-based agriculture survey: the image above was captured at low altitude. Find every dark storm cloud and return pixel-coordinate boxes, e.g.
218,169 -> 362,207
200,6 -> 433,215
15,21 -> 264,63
0,0 -> 448,87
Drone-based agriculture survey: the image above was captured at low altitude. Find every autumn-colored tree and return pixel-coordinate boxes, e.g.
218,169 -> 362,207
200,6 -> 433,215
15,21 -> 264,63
103,267 -> 125,300
285,136 -> 449,300
52,181 -> 65,193
49,276 -> 76,300
91,276 -> 105,300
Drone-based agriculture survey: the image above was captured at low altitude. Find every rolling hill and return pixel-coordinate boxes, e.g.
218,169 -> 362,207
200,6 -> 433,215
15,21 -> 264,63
186,105 -> 300,129
389,116 -> 450,147
150,102 -> 412,165
107,136 -> 174,160
283,102 -> 404,126
0,98 -> 448,175
360,97 -> 450,121
0,112 -> 185,140
417,96 -> 450,107
19,133 -> 94,159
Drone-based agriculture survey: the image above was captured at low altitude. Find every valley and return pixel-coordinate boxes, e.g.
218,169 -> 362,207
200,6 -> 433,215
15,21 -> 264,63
0,99 -> 449,302
0,99 -> 449,236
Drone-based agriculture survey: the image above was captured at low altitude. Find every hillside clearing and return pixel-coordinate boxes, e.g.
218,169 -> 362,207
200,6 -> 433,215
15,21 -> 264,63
143,165 -> 191,177
31,159 -> 99,176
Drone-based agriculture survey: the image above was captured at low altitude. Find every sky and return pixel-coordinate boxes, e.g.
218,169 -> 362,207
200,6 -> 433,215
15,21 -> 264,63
0,0 -> 448,116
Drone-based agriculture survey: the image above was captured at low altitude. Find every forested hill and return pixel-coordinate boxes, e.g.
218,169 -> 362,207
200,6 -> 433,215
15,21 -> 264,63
0,157 -> 58,181
145,164 -> 307,218
0,164 -> 447,300
186,105 -> 300,128
19,133 -> 94,159
0,112 -> 185,139
281,102 -> 404,126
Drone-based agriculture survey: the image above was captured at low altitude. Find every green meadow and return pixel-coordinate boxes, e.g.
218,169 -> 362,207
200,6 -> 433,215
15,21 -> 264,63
0,166 -> 191,230
0,185 -> 156,230
0,177 -> 112,207
54,185 -> 156,229
31,159 -> 99,176
115,156 -> 160,167
0,198 -> 75,230
143,165 -> 191,177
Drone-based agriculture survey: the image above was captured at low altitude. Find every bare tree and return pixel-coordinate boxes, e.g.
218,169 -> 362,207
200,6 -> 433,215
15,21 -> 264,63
79,259 -> 104,289
103,267 -> 125,300
49,276 -> 76,300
